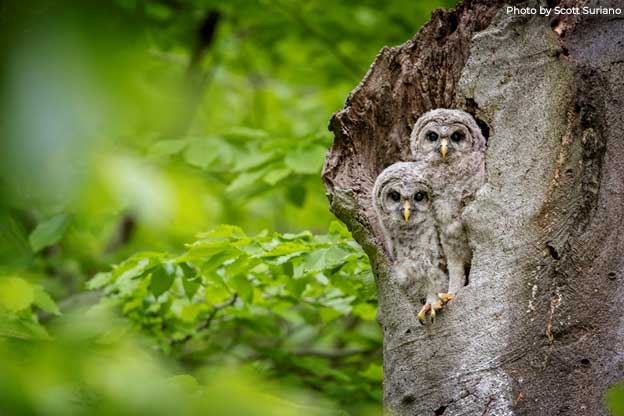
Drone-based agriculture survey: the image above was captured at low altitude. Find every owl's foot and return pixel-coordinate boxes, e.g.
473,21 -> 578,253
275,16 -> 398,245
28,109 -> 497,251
416,303 -> 430,324
437,293 -> 455,304
417,293 -> 454,324
417,301 -> 445,325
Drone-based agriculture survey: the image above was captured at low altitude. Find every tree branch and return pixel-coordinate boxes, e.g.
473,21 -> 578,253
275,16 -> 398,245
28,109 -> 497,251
171,294 -> 238,345
168,9 -> 222,137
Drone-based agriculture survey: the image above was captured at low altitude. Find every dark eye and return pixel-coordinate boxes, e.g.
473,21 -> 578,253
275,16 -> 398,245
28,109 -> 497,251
451,131 -> 465,143
388,190 -> 400,202
414,192 -> 426,202
426,131 -> 438,142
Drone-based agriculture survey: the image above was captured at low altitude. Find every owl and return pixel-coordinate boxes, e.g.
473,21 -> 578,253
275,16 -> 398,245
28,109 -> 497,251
373,162 -> 453,324
409,109 -> 486,295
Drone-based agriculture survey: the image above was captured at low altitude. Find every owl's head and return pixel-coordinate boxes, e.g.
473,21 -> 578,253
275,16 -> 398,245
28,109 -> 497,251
410,109 -> 485,162
373,162 -> 432,229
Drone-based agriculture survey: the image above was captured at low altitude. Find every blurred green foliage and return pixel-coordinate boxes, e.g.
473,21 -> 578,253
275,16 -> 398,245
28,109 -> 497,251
89,222 -> 380,409
609,384 -> 624,416
0,0 -> 459,414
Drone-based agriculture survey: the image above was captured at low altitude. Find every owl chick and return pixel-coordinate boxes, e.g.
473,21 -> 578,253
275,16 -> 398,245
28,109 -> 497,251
410,109 -> 486,295
373,162 -> 452,324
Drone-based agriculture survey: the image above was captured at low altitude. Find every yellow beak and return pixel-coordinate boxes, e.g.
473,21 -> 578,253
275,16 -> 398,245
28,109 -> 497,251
402,200 -> 411,222
440,139 -> 448,159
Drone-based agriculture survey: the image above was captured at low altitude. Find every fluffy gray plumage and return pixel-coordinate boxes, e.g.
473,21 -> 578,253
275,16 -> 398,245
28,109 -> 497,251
372,162 -> 448,313
409,109 -> 486,294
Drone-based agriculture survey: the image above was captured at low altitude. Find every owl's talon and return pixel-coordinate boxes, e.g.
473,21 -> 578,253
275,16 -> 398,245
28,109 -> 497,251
438,293 -> 455,304
417,301 -> 446,324
417,303 -> 431,324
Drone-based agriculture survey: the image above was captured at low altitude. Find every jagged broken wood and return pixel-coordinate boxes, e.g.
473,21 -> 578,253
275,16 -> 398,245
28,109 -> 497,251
322,0 -> 624,414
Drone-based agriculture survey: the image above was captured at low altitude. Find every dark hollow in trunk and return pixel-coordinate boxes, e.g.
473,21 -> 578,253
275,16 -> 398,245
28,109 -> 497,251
322,0 -> 624,414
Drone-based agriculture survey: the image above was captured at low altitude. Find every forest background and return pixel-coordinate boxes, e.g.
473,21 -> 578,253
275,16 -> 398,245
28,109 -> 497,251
5,1 -> 622,415
0,1 -> 457,414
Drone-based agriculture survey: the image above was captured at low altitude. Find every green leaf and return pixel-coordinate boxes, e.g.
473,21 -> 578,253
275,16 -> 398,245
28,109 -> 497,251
319,307 -> 342,323
228,274 -> 253,302
33,286 -> 61,315
352,302 -> 377,321
280,230 -> 313,241
87,272 -> 112,290
263,166 -> 292,185
286,276 -> 308,297
150,265 -> 176,298
180,303 -> 201,322
113,256 -> 159,295
0,209 -> 32,269
261,241 -> 308,258
180,263 -> 200,300
223,257 -> 259,278
196,224 -> 246,241
323,246 -> 352,269
329,221 -> 352,239
0,277 -> 34,312
113,254 -> 160,279
29,213 -> 71,253
183,242 -> 229,260
150,139 -> 188,156
0,310 -> 50,340
233,151 -> 277,172
322,296 -> 354,315
204,280 -> 231,304
184,137 -> 223,169
223,127 -> 269,142
282,262 -> 294,277
284,145 -> 326,174
360,364 -> 383,382
303,249 -> 326,272
234,240 -> 264,256
122,297 -> 143,314
226,169 -> 268,193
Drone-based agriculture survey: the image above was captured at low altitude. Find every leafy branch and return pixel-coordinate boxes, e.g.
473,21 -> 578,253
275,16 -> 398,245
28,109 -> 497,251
88,222 -> 381,404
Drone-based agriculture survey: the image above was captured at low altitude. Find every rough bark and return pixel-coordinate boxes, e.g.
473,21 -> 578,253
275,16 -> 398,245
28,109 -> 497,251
322,0 -> 624,414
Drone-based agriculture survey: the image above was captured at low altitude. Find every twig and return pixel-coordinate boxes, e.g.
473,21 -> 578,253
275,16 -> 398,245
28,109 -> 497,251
105,213 -> 136,253
196,294 -> 238,332
171,294 -> 238,345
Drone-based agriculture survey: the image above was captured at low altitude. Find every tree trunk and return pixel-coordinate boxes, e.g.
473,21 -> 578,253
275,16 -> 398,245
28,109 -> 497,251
322,0 -> 624,414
